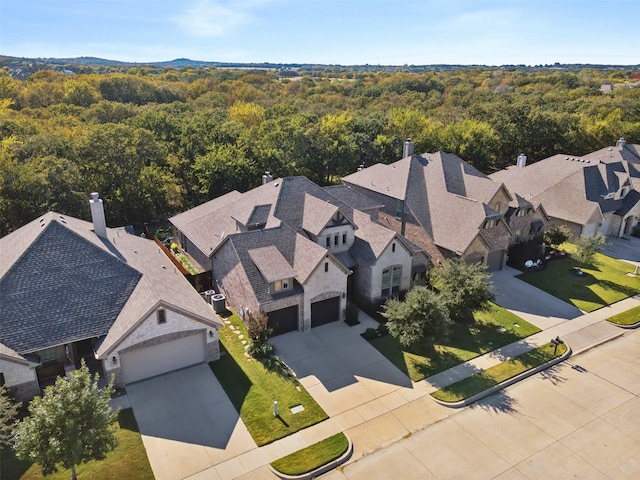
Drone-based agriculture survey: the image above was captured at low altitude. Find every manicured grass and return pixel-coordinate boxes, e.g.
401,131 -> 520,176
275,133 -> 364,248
367,303 -> 540,382
517,244 -> 640,312
431,342 -> 568,403
1,409 -> 154,480
607,305 -> 640,326
271,433 -> 349,476
210,312 -> 328,446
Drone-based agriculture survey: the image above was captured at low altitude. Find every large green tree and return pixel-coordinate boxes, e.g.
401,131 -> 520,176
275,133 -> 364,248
13,363 -> 118,480
430,259 -> 495,323
382,286 -> 451,348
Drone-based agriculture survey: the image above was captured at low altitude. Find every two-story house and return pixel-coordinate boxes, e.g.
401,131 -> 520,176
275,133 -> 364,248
342,141 -> 545,270
171,176 -> 428,335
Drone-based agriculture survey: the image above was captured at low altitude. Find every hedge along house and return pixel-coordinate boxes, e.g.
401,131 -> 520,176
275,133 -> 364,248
170,176 -> 428,335
342,141 -> 542,271
490,140 -> 640,240
0,194 -> 222,400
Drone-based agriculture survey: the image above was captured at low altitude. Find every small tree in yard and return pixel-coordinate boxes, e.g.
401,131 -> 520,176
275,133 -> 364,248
382,286 -> 451,348
574,233 -> 607,270
544,224 -> 571,248
245,311 -> 274,358
430,259 -> 495,323
0,385 -> 20,447
13,362 -> 117,480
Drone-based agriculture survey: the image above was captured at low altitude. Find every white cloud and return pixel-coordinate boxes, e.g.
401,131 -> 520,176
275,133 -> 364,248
173,0 -> 270,37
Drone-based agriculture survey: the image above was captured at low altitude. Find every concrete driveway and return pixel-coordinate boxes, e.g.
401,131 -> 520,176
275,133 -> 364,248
601,234 -> 640,266
126,363 -> 256,480
491,266 -> 583,329
269,321 -> 418,422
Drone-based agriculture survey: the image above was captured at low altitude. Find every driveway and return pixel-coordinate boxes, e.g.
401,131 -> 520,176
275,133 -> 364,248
491,266 -> 583,330
126,363 -> 256,480
269,321 -> 417,421
601,234 -> 640,266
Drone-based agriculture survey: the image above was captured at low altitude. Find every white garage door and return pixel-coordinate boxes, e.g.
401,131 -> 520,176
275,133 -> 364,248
120,333 -> 205,384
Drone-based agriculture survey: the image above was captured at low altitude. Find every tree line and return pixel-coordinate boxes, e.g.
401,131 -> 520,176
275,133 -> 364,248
1,66 -> 639,236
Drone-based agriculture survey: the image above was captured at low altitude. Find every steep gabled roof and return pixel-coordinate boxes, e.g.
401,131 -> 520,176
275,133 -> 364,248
343,152 -> 507,254
301,194 -> 339,236
221,225 -> 344,304
350,210 -> 411,264
0,212 -> 221,360
490,149 -> 640,226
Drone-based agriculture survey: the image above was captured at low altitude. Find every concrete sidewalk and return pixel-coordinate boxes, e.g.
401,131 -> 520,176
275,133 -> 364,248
185,295 -> 639,479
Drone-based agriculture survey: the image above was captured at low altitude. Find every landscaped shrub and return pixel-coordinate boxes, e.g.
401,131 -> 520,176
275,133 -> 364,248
170,242 -> 179,253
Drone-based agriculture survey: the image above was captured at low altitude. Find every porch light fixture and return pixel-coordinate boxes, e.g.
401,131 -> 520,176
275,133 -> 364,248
112,356 -> 117,364
209,330 -> 214,338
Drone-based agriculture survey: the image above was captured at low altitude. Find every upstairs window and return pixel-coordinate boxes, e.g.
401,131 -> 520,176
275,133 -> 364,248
381,265 -> 402,297
273,279 -> 291,292
334,234 -> 339,246
157,309 -> 167,325
342,232 -> 347,244
326,236 -> 330,247
392,242 -> 396,252
516,209 -> 526,217
324,262 -> 329,272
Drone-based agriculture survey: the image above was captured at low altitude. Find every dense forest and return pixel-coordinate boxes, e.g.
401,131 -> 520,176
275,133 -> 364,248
1,64 -> 639,236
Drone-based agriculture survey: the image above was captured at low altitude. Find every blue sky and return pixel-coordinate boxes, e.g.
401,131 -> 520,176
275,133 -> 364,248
1,0 -> 639,65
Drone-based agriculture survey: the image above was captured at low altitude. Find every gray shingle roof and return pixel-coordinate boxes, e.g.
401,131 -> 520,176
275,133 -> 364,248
301,194 -> 338,236
249,246 -> 296,283
323,185 -> 384,211
1,212 -> 221,360
490,149 -> 640,226
224,226 -> 330,304
343,152 -> 507,254
0,221 -> 141,354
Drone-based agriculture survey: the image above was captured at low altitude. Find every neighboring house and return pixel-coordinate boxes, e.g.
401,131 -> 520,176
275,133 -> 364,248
171,176 -> 428,335
342,141 -> 546,271
490,139 -> 640,239
0,194 -> 222,400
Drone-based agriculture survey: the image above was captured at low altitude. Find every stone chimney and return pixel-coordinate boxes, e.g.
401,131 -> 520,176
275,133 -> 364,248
403,138 -> 414,158
262,171 -> 273,185
616,137 -> 626,148
516,153 -> 527,168
89,192 -> 107,238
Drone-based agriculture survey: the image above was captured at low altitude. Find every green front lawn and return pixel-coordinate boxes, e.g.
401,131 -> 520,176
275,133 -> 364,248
607,305 -> 640,326
270,433 -> 349,476
210,312 -> 328,446
1,409 -> 153,480
517,245 -> 640,312
367,303 -> 540,382
431,342 -> 568,403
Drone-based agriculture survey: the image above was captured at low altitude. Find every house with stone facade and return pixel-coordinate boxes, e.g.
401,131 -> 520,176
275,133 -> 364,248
342,141 -> 548,271
490,139 -> 640,239
0,194 -> 221,400
171,176 -> 427,335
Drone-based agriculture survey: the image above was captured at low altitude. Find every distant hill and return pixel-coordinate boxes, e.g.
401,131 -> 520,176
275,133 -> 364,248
1,55 -> 639,79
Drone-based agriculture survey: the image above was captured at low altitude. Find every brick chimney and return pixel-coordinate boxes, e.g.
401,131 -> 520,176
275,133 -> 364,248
403,138 -> 414,158
89,192 -> 107,238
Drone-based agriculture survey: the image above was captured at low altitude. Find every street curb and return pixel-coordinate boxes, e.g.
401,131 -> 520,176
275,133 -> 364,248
608,320 -> 640,330
430,346 -> 573,408
268,434 -> 353,480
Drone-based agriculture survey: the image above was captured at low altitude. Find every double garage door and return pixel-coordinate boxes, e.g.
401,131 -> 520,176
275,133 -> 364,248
267,296 -> 341,336
120,333 -> 205,384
